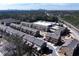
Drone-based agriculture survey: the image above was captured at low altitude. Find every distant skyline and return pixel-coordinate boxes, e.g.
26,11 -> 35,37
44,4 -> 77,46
0,3 -> 79,10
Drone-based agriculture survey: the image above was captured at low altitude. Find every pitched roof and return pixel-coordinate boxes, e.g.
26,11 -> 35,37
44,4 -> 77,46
0,18 -> 20,23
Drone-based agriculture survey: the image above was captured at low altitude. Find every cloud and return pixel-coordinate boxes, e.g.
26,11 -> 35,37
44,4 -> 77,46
0,0 -> 79,5
0,3 -> 79,10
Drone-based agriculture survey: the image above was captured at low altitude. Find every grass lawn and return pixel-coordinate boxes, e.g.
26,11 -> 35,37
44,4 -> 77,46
62,15 -> 79,29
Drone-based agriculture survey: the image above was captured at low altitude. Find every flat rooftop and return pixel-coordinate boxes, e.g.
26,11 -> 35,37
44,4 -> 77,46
33,21 -> 53,26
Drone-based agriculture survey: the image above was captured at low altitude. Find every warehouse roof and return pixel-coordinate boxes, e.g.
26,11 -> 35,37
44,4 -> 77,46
33,21 -> 52,26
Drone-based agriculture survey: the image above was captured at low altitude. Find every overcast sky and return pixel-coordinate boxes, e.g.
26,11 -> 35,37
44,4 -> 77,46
0,0 -> 79,10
